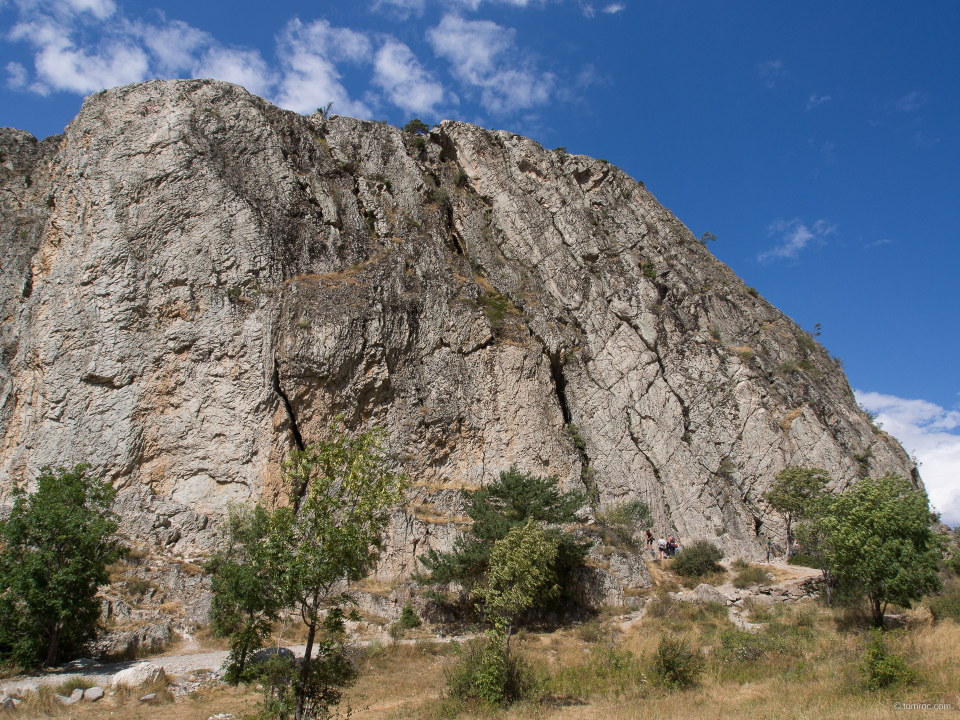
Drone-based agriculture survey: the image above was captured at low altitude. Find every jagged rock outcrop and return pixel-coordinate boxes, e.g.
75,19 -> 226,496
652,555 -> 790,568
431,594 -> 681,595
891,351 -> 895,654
0,80 -> 919,579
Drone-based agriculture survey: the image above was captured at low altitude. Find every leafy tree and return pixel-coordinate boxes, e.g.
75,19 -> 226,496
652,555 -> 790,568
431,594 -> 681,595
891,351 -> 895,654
0,465 -> 120,667
764,466 -> 830,555
596,498 -> 653,551
418,466 -> 588,599
446,520 -> 556,706
476,519 -> 561,648
276,422 -> 407,720
815,474 -> 941,627
402,118 -> 429,134
209,504 -> 288,682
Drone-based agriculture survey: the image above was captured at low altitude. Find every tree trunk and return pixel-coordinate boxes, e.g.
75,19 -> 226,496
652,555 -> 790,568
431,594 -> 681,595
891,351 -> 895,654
872,597 -> 885,629
296,610 -> 318,720
45,623 -> 61,667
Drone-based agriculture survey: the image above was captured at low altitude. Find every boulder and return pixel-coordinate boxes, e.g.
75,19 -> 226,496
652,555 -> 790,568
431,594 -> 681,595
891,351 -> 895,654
112,662 -> 166,688
140,693 -> 157,703
694,583 -> 729,606
70,688 -> 84,702
84,686 -> 105,702
55,694 -> 77,706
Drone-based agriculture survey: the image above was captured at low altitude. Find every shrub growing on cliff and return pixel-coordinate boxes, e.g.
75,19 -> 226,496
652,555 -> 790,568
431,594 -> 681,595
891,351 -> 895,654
764,466 -> 830,556
0,464 -> 120,667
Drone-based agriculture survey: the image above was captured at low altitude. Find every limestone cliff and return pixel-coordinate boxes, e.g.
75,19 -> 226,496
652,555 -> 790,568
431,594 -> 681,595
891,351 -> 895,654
0,79 -> 919,576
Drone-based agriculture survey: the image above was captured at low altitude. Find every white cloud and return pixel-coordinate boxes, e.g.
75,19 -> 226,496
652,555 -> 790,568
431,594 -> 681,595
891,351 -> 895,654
372,39 -> 446,115
195,46 -> 274,97
372,0 -> 427,18
864,238 -> 893,249
757,59 -> 784,89
806,93 -> 830,110
602,3 -> 626,12
274,18 -> 374,117
856,390 -> 960,527
5,60 -> 28,88
758,218 -> 836,262
141,19 -> 210,75
427,14 -> 554,114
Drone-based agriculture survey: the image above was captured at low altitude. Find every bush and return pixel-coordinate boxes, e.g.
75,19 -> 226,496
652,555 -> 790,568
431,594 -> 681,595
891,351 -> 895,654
861,631 -> 915,690
403,118 -> 429,134
788,553 -> 819,567
399,603 -> 422,629
445,635 -> 538,706
649,636 -> 703,688
927,588 -> 960,623
732,563 -> 773,589
672,541 -> 723,578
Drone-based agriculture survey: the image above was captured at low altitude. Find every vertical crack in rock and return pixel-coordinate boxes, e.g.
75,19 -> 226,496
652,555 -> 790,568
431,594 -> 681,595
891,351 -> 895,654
272,359 -> 304,453
549,352 -> 572,425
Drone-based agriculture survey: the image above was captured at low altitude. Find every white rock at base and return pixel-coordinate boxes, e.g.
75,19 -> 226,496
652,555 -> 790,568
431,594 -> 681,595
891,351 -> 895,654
70,688 -> 84,701
140,693 -> 156,702
55,694 -> 77,706
112,662 -> 166,687
84,686 -> 105,701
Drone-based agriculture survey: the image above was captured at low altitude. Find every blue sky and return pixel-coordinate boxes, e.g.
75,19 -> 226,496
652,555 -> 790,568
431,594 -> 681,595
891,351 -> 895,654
1,0 -> 957,523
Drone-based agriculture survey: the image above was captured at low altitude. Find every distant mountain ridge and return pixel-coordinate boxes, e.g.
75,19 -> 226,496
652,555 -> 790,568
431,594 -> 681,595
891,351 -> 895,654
0,79 -> 919,576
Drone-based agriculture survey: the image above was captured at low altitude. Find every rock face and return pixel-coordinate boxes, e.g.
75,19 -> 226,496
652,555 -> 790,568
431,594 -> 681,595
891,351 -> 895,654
0,79 -> 919,573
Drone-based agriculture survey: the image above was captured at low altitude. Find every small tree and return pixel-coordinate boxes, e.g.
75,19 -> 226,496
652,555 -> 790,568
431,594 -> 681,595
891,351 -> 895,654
402,118 -> 429,134
209,504 -> 288,682
419,466 -> 588,597
277,422 -> 407,720
764,466 -> 830,555
0,465 -> 120,667
817,474 -> 941,627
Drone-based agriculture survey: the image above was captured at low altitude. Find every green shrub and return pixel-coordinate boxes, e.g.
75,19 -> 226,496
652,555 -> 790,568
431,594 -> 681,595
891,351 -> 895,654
412,136 -> 426,151
649,636 -> 703,688
645,592 -> 678,620
732,564 -> 773,589
747,287 -> 759,297
672,541 -> 724,578
861,631 -> 915,690
455,169 -> 469,187
641,262 -> 656,279
927,588 -> 960,623
788,553 -> 819,568
400,603 -> 422,629
445,635 -> 538,706
596,499 -> 652,551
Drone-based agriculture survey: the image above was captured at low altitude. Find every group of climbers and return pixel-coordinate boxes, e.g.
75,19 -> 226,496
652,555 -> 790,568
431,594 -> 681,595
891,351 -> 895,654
644,528 -> 679,559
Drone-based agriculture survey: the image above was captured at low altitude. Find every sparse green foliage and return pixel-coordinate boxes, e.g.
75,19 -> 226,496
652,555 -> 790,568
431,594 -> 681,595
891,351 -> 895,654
273,421 -> 407,719
650,636 -> 704,688
0,465 -> 120,668
672,540 -> 724,578
596,499 -> 652,550
209,504 -> 288,683
699,231 -> 717,245
641,261 -> 656,279
444,633 -> 538,706
732,563 -> 773,589
927,587 -> 960,623
403,118 -> 429,134
861,630 -> 915,690
412,136 -> 426,151
455,169 -> 469,187
747,287 -> 760,297
764,466 -> 831,554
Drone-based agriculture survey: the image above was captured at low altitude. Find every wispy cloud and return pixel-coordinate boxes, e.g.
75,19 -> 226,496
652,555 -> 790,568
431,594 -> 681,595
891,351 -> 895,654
758,218 -> 836,262
806,93 -> 830,110
602,3 -> 626,12
893,90 -> 929,112
863,238 -> 893,249
372,38 -> 448,115
426,14 -> 555,114
757,59 -> 784,89
856,390 -> 960,526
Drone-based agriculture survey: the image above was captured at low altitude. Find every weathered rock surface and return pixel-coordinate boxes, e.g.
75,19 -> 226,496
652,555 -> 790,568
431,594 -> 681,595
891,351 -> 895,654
112,662 -> 165,688
0,80 -> 919,583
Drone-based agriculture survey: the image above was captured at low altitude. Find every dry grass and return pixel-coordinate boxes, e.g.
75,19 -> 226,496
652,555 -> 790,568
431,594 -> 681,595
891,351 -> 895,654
780,407 -> 805,432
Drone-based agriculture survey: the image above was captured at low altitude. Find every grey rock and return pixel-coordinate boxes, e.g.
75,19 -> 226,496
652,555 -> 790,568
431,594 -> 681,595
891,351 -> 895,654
70,688 -> 84,702
140,693 -> 157,703
112,662 -> 166,688
55,694 -> 76,706
694,583 -> 729,606
0,80 -> 920,602
84,686 -> 105,702
250,647 -> 295,664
